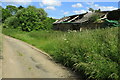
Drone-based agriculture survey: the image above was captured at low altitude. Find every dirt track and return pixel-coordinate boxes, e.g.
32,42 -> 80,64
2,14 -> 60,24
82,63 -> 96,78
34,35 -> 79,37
1,35 -> 77,78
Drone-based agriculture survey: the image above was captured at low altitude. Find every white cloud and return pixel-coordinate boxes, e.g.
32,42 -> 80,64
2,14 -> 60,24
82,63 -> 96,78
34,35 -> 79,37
87,2 -> 118,11
72,3 -> 82,8
6,3 -> 17,7
64,11 -> 69,15
45,6 -> 56,10
1,0 -> 32,5
1,0 -> 32,2
73,10 -> 87,14
42,0 -> 61,6
41,0 -> 61,11
95,5 -> 118,11
39,3 -> 43,7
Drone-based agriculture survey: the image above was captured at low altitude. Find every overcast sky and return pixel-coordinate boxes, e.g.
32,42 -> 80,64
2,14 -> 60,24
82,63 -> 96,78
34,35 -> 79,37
1,0 -> 119,19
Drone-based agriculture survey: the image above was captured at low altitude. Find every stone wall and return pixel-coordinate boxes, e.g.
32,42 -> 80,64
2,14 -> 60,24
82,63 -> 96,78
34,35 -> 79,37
53,22 -> 104,31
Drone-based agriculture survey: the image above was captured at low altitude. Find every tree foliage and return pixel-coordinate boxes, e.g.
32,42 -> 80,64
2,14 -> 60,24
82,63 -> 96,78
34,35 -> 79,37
39,17 -> 56,30
15,6 -> 47,31
89,8 -> 101,12
2,8 -> 12,22
18,6 -> 24,9
0,6 -> 2,22
6,5 -> 18,15
4,5 -> 55,31
89,14 -> 100,22
89,8 -> 94,12
2,5 -> 19,22
4,16 -> 19,28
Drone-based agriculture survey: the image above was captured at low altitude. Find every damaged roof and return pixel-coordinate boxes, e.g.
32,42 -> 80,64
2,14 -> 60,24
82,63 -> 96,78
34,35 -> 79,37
53,12 -> 87,24
53,9 -> 120,24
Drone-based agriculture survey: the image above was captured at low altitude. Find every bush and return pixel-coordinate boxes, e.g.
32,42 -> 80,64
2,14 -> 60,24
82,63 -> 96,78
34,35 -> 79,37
4,16 -> 19,28
41,17 -> 56,30
2,8 -> 12,23
89,14 -> 100,22
15,6 -> 47,31
4,6 -> 56,31
4,6 -> 54,31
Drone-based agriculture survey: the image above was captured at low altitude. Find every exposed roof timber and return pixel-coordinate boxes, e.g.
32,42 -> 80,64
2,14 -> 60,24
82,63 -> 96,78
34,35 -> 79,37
54,13 -> 87,24
53,9 -> 120,24
68,16 -> 79,22
100,13 -> 108,20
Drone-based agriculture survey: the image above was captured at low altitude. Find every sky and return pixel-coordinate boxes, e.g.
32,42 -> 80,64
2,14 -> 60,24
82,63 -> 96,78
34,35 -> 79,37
0,0 -> 120,19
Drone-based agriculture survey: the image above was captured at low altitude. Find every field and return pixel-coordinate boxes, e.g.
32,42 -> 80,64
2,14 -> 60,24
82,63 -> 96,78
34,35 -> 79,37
3,27 -> 120,80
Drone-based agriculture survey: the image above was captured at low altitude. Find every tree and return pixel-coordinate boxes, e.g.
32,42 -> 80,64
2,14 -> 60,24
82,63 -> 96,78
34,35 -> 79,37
2,8 -> 12,22
0,6 -> 3,22
6,5 -> 18,15
98,9 -> 101,12
4,16 -> 19,28
36,8 -> 47,21
89,8 -> 94,12
95,9 -> 101,12
4,5 -> 55,31
5,6 -> 48,31
40,17 -> 56,30
18,6 -> 24,9
0,6 -> 2,10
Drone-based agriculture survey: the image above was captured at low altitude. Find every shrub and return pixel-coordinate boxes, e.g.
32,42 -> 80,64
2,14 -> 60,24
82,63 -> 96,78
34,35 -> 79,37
41,17 -> 56,30
4,6 -> 56,31
89,14 -> 100,22
4,6 -> 51,31
15,6 -> 47,31
4,16 -> 19,28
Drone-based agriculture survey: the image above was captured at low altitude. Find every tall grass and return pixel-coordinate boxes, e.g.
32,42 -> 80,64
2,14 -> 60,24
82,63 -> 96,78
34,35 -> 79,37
3,27 -> 120,80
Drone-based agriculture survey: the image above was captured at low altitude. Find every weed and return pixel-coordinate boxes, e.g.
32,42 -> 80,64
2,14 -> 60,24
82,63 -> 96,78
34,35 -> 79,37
3,27 -> 120,80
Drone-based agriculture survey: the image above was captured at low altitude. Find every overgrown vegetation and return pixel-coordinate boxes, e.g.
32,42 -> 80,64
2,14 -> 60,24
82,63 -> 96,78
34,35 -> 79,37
1,4 -> 120,80
89,14 -> 100,22
3,27 -> 120,80
2,5 -> 55,31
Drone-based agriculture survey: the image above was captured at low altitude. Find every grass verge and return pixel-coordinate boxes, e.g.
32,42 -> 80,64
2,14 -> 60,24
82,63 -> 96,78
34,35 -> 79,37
3,27 -> 120,80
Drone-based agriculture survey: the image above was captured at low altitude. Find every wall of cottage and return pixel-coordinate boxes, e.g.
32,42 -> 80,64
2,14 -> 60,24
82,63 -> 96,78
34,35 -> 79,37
53,22 -> 104,31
